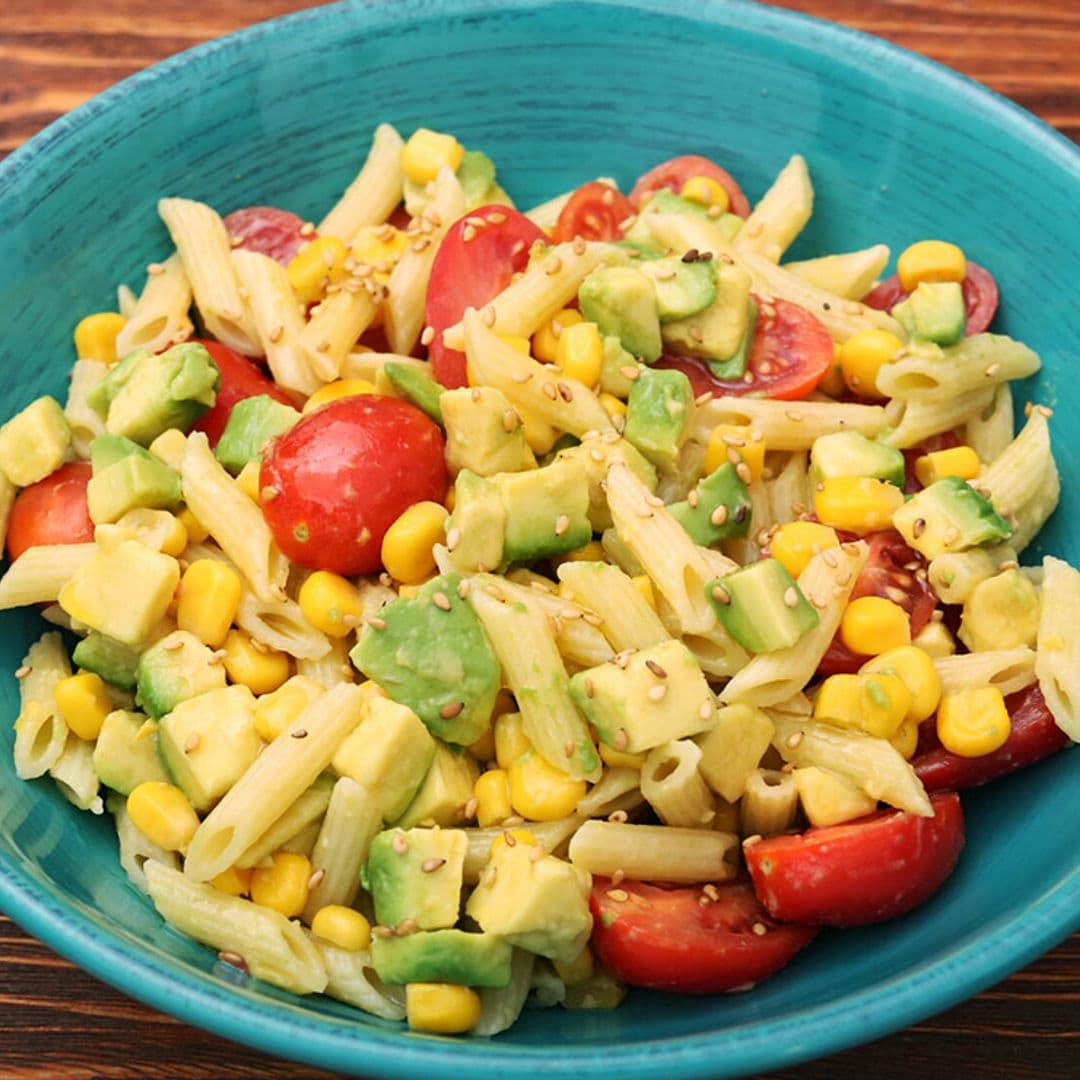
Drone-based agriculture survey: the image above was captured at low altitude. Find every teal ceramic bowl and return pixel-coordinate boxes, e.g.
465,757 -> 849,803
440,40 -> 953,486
1,0 -> 1077,1075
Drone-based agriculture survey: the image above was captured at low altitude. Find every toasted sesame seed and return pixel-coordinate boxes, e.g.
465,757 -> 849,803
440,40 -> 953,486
544,257 -> 563,276
421,857 -> 447,874
291,729 -> 308,739
217,950 -> 248,971
711,584 -> 731,604
184,734 -> 201,753
366,615 -> 387,630
14,665 -> 31,679
944,526 -> 960,544
647,684 -> 667,703
445,526 -> 461,552
608,809 -> 629,824
710,504 -> 729,526
396,917 -> 418,937
614,728 -> 629,751
783,586 -> 799,608
543,381 -> 559,400
558,382 -> 574,402
821,547 -> 839,568
699,700 -> 713,721
308,868 -> 326,890
392,831 -> 409,854
481,306 -> 496,327
786,731 -> 804,749
913,518 -> 927,539
440,700 -> 465,719
620,365 -> 640,381
502,408 -> 519,432
432,591 -> 452,611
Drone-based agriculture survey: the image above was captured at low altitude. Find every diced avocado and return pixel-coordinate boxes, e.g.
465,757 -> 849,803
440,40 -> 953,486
364,827 -> 467,931
643,189 -> 714,218
706,558 -> 819,654
623,366 -> 694,473
624,189 -> 744,248
157,685 -> 261,812
704,298 -> 757,381
87,452 -> 182,524
892,281 -> 967,346
86,342 -> 219,446
0,396 -> 71,487
579,266 -> 663,363
568,639 -> 715,753
668,462 -> 751,545
382,363 -> 443,425
598,336 -> 643,397
92,709 -> 169,795
214,394 -> 300,475
893,476 -> 1013,559
351,573 -> 500,746
465,842 -> 592,963
696,703 -> 775,803
959,568 -> 1040,652
371,929 -> 512,988
441,386 -> 536,477
794,765 -> 878,828
662,259 -> 752,363
810,431 -> 905,489
393,741 -> 481,829
498,457 -> 592,562
90,433 -> 146,472
444,469 -> 507,572
555,433 -> 657,532
639,256 -> 717,323
135,630 -> 228,719
72,631 -> 142,690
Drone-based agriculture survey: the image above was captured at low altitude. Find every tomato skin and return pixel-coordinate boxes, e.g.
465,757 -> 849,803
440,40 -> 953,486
425,205 -> 548,389
588,877 -> 817,994
629,154 -> 751,218
862,262 -> 999,335
5,462 -> 95,563
745,792 -> 964,927
551,181 -> 636,243
259,396 -> 447,576
222,206 -> 309,266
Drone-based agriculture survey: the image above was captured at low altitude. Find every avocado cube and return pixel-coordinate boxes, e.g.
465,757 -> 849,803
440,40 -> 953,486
892,476 -> 1013,559
0,396 -> 71,487
90,433 -> 147,472
214,394 -> 300,475
92,710 -> 170,795
579,266 -> 663,363
392,742 -> 480,829
441,386 -> 536,478
568,639 -> 715,754
135,630 -> 228,718
640,256 -> 717,323
383,362 -> 444,425
365,827 -> 467,931
444,469 -> 508,572
598,336 -> 642,397
72,631 -> 142,690
495,457 -> 592,562
623,367 -> 695,472
663,260 -> 752,363
810,430 -> 905,489
706,559 -> 820,654
892,281 -> 967,346
87,453 -> 182,524
669,462 -> 751,546
555,434 -> 657,532
371,929 -> 512,988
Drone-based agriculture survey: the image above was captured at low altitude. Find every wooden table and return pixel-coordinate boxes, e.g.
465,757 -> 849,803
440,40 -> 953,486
1,2 -> 1078,1076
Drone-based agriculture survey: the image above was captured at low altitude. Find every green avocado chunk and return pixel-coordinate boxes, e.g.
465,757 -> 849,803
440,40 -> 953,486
72,631 -> 142,690
892,475 -> 1013,559
705,297 -> 757,381
662,259 -> 752,364
86,439 -> 182,524
135,630 -> 227,719
371,929 -> 513,988
214,394 -> 300,475
441,385 -> 535,477
383,362 -> 444,425
810,430 -> 905,489
892,281 -> 967,346
623,366 -> 694,472
578,266 -> 663,363
669,462 -> 751,545
92,709 -> 169,795
364,827 -> 467,931
639,256 -> 717,322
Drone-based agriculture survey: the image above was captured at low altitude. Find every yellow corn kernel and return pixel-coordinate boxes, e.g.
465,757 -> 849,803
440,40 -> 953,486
553,945 -> 596,986
494,711 -> 531,770
311,904 -> 372,952
837,329 -> 904,399
704,425 -> 766,482
53,672 -> 112,741
598,392 -> 628,422
74,312 -> 127,363
287,235 -> 349,305
406,982 -> 482,1035
861,644 -> 942,724
468,725 -> 496,764
598,742 -> 647,770
381,501 -> 450,584
769,521 -> 841,579
897,240 -> 967,293
298,570 -> 363,638
254,675 -> 325,742
498,334 -> 532,355
914,445 -> 981,488
814,672 -> 911,739
813,475 -> 905,535
401,128 -> 465,185
488,828 -> 538,859
937,687 -> 1011,757
889,718 -> 919,760
250,851 -> 312,918
157,514 -> 189,557
176,559 -> 243,648
532,308 -> 584,364
630,574 -> 657,612
557,540 -> 606,564
680,175 -> 729,212
473,768 -> 513,827
350,225 -> 411,284
127,781 -> 200,852
819,345 -> 847,398
840,595 -> 911,656
222,629 -> 291,695
235,460 -> 262,502
555,321 -> 604,388
211,865 -> 253,897
507,751 -> 587,822
396,583 -> 423,600
303,378 -> 378,414
912,618 -> 956,659
176,506 -> 210,544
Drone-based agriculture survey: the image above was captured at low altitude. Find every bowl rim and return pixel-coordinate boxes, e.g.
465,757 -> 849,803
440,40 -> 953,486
0,0 -> 1078,1076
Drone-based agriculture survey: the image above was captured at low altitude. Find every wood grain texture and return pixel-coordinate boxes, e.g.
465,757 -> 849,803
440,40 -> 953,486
1,1 -> 1078,1077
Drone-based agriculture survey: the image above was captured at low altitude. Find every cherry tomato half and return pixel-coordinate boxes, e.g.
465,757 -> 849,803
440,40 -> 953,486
656,296 -> 834,401
259,395 -> 447,577
425,205 -> 548,389
745,791 -> 964,927
862,262 -> 999,336
629,154 -> 751,218
551,181 -> 636,243
5,462 -> 95,563
588,877 -> 817,994
223,206 -> 309,266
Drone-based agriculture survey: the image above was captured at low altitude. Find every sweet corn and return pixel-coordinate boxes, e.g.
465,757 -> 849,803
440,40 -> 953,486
235,460 -> 262,502
498,334 -> 532,355
819,345 -> 847,398
704,424 -> 766,482
380,501 -> 449,584
598,392 -> 628,422
813,476 -> 904,535
532,308 -> 583,364
598,742 -> 648,770
113,509 -> 188,557
553,945 -> 596,986
253,675 -> 325,742
401,128 -> 464,185
222,629 -> 291,694
473,768 -> 513,827
837,329 -> 904,399
298,570 -> 363,638
211,865 -> 253,897
507,751 -> 587,821
350,225 -> 410,284
630,574 -> 657,612
769,521 -> 840,579
889,718 -> 919,760
468,725 -> 496,764
488,828 -> 538,859
840,596 -> 911,655
914,445 -> 981,487
127,781 -> 200,852
303,378 -> 378,414
405,982 -> 482,1035
287,235 -> 349,305
814,672 -> 911,739
897,240 -> 967,293
680,175 -> 729,212
176,559 -> 243,648
557,540 -> 606,565
555,321 -> 604,388
937,687 -> 1011,757
494,711 -> 531,769
73,312 -> 127,363
54,672 -> 112,741
176,506 -> 210,544
311,904 -> 372,952
250,851 -> 312,918
861,644 -> 942,723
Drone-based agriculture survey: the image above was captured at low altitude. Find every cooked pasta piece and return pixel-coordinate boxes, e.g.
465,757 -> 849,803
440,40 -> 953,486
934,648 -> 1037,698
1035,556 -> 1080,740
882,385 -> 996,449
13,632 -> 71,780
114,253 -> 194,356
640,740 -> 715,828
556,560 -> 669,653
298,289 -> 380,384
740,768 -> 799,837
964,384 -> 1014,464
318,123 -> 405,244
783,245 -> 890,300
734,154 -> 813,262
694,396 -> 888,451
235,775 -> 335,869
0,543 -> 96,610
64,359 -> 109,459
315,940 -> 407,1021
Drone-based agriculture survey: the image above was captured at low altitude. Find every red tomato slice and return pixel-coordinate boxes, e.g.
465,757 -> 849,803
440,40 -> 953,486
589,877 -> 817,994
5,462 -> 94,563
259,395 -> 447,576
551,181 -> 636,243
862,262 -> 999,335
190,340 -> 296,447
745,792 -> 964,927
425,205 -> 547,389
222,206 -> 309,266
656,296 -> 834,401
629,154 -> 751,218
914,685 -> 1070,793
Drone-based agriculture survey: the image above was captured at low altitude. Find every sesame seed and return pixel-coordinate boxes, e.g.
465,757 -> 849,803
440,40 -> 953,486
432,591 -> 452,611
589,446 -> 605,463
373,925 -> 394,939
710,504 -> 729,526
612,414 -> 626,433
481,306 -> 496,327
699,700 -> 713,721
584,677 -> 595,699
703,883 -> 720,902
606,888 -> 629,902
397,918 -> 418,936
647,684 -> 667,703
558,382 -> 574,402
582,611 -> 604,627
645,492 -> 665,508
366,615 -> 387,630
913,518 -> 927,539
445,527 -> 461,552
614,728 -> 629,751
392,831 -> 409,854
316,340 -> 331,353
440,700 -> 465,719
688,326 -> 704,344
217,950 -> 248,971
653,266 -> 677,281
512,370 -> 533,383
736,462 -> 752,485
564,738 -> 576,759
635,504 -> 654,519
291,729 -> 308,739
502,408 -> 519,432
698,895 -> 712,908
841,542 -> 862,556
308,868 -> 326,890
462,224 -> 477,242
786,731 -> 804,749
783,587 -> 799,608
608,809 -> 629,824
944,526 -> 960,544
147,262 -> 165,275
544,257 -> 563,276
711,584 -> 731,605
554,514 -> 570,536
268,325 -> 284,344
821,547 -> 839,568
457,578 -> 471,599
184,734 -> 201,753
421,857 -> 447,873
785,410 -> 804,423
620,365 -> 640,381
543,381 -> 559,400
420,326 -> 435,346
463,797 -> 479,819
14,665 -> 31,679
